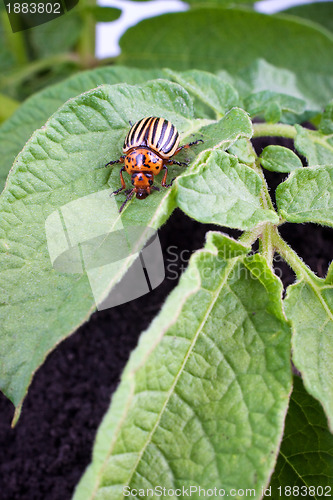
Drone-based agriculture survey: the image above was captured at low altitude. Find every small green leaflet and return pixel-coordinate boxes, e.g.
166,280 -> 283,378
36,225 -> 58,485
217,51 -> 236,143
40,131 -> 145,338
176,149 -> 278,229
259,145 -> 303,173
73,232 -> 291,500
295,125 -> 333,165
276,165 -> 333,226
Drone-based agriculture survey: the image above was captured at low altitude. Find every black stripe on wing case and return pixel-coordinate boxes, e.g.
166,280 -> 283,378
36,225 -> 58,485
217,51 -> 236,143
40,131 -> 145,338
156,120 -> 169,150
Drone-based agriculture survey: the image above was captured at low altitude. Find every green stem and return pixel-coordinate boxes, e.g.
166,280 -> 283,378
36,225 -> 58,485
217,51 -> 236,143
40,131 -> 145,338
77,0 -> 97,67
239,143 -> 279,264
272,228 -> 321,283
252,123 -> 297,139
252,158 -> 276,213
261,224 -> 275,267
239,224 -> 264,247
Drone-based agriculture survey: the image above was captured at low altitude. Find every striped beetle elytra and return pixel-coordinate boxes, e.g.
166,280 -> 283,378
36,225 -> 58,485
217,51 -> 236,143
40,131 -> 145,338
106,117 -> 203,212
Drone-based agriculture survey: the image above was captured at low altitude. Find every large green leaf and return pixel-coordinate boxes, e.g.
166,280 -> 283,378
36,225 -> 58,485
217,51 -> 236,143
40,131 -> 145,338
284,274 -> 333,432
176,149 -> 279,229
0,66 -> 164,192
0,80 -> 204,422
118,8 -> 333,108
270,375 -> 333,492
73,232 -> 291,500
282,2 -> 333,34
276,166 -> 333,226
0,78 -> 256,422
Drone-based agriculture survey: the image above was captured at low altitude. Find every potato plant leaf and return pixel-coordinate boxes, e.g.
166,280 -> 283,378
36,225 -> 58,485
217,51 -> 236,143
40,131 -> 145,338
118,8 -> 333,109
276,166 -> 333,226
85,6 -> 122,22
176,149 -> 278,229
270,376 -> 333,491
284,274 -> 333,432
0,80 -> 223,421
294,125 -> 333,165
73,232 -> 291,500
259,145 -> 303,173
244,91 -> 306,123
282,2 -> 333,34
228,138 -> 256,165
235,59 -> 324,115
0,79 -> 260,421
264,101 -> 281,124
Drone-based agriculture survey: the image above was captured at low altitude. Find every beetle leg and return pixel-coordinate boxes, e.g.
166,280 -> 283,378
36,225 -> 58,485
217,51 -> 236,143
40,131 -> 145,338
173,139 -> 204,156
167,160 -> 189,167
105,155 -> 125,167
151,186 -> 160,192
119,189 -> 135,213
111,166 -> 126,196
161,166 -> 176,188
161,166 -> 169,187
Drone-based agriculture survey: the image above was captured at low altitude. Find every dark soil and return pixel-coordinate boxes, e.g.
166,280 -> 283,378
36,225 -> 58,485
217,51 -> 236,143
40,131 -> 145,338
1,137 -> 332,500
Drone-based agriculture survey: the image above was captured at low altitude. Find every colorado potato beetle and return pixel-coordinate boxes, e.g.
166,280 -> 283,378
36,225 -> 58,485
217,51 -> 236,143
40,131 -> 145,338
106,116 -> 203,212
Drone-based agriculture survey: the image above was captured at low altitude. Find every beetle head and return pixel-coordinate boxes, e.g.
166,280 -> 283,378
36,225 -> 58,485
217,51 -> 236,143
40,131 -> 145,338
131,172 -> 154,198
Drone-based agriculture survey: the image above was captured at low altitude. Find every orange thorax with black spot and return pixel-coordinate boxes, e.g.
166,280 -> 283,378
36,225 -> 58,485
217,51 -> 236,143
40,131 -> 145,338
124,147 -> 164,175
